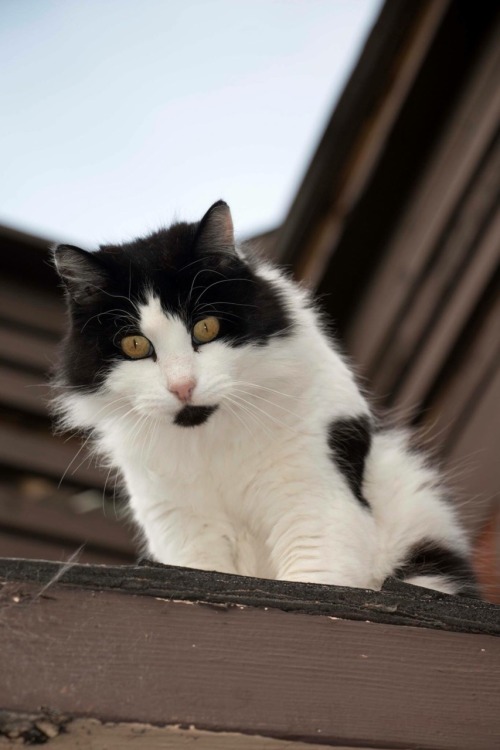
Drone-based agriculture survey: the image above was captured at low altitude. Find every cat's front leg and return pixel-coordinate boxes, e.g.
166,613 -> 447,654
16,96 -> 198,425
132,500 -> 239,575
266,487 -> 379,589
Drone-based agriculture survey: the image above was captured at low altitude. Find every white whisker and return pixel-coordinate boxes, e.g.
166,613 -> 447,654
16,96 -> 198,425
229,392 -> 295,434
232,379 -> 304,401
232,388 -> 302,420
222,397 -> 256,441
224,394 -> 272,437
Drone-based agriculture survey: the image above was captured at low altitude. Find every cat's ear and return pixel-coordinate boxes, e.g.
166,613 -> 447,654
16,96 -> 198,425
53,244 -> 108,305
195,200 -> 236,257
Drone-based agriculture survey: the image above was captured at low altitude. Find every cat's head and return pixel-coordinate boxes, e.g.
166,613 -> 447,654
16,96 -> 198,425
53,201 -> 295,428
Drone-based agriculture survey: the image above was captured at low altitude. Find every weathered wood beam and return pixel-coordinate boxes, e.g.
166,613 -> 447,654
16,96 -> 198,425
1,559 -> 499,749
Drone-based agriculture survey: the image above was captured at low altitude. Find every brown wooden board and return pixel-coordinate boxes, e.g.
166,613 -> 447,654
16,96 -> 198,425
1,558 -> 499,635
0,364 -> 51,416
0,561 -> 499,749
275,0 -> 441,271
0,280 -> 63,337
0,532 -> 131,565
0,488 -> 133,555
347,25 -> 500,381
281,2 -> 500,336
0,324 -> 58,374
0,423 -> 106,488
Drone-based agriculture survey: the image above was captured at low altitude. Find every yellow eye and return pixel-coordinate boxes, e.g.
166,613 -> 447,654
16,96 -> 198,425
192,316 -> 220,344
120,335 -> 153,359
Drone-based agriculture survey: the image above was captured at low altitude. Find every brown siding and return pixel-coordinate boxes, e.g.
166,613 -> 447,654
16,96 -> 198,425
0,229 -> 135,563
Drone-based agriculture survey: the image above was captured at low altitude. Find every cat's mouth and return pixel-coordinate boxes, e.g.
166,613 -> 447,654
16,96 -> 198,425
174,404 -> 218,428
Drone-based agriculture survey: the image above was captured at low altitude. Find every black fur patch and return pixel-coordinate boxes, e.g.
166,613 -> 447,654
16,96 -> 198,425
54,218 -> 292,392
395,540 -> 479,597
174,405 -> 218,427
327,416 -> 371,509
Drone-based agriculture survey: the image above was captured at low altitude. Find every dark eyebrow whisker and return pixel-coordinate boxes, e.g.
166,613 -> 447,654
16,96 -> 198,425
192,277 -> 256,308
196,300 -> 258,311
187,268 -> 227,307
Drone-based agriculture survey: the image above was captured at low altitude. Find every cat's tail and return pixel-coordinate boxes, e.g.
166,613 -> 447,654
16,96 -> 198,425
364,428 -> 479,597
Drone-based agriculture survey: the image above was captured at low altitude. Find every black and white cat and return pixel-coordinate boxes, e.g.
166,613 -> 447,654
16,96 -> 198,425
52,200 -> 477,595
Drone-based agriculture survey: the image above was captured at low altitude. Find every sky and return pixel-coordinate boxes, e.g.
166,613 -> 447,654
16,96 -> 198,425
0,0 -> 381,247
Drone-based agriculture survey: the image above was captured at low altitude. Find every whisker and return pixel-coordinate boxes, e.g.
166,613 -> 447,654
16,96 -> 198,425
178,257 -> 207,272
229,392 -> 293,434
222,397 -> 256,441
187,267 -> 226,307
81,308 -> 137,333
196,300 -> 257,311
232,388 -> 302,420
192,305 -> 241,321
232,379 -> 304,401
193,277 -> 256,308
224,394 -> 272,437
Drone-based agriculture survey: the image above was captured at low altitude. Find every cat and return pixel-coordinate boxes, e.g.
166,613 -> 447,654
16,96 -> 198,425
52,200 -> 478,596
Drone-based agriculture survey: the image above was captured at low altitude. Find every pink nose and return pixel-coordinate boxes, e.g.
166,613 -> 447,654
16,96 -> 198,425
168,378 -> 196,403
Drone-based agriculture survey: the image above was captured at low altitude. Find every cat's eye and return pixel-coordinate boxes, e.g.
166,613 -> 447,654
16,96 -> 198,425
192,316 -> 220,344
120,335 -> 154,359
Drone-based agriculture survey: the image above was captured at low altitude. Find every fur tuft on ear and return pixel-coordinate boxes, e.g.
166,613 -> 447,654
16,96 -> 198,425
195,200 -> 235,257
53,244 -> 108,305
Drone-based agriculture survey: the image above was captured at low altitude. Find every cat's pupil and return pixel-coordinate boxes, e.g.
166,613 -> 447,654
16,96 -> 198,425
193,316 -> 219,343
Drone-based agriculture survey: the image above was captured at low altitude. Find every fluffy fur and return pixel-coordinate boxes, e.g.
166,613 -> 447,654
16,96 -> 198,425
52,201 -> 477,596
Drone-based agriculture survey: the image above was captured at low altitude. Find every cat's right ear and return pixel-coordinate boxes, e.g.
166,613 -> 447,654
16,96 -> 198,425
53,245 -> 108,305
195,200 -> 236,257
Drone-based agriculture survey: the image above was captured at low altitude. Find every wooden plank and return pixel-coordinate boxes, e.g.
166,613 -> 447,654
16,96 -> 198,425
1,559 -> 499,636
0,570 -> 499,749
0,224 -> 59,288
346,23 -> 500,376
0,423 -> 106,488
0,324 -> 58,373
294,0 -> 450,287
474,506 -> 500,605
365,134 -> 500,404
275,0 -> 445,269
388,205 -> 500,410
0,487 -> 134,555
0,280 -> 64,336
0,531 -> 131,565
423,280 -> 500,453
385,135 -> 500,370
444,366 -> 500,538
0,364 -> 50,416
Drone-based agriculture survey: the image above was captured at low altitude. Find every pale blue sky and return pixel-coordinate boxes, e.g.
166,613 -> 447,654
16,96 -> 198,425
0,0 -> 381,246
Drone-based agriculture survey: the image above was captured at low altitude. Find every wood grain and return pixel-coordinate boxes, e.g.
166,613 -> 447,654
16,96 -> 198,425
1,558 -> 499,636
0,489 -> 133,555
348,21 -> 500,377
0,577 -> 499,750
0,423 -> 106,488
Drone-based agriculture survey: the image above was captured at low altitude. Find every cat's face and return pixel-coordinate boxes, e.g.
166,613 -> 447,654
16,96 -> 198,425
54,201 -> 293,427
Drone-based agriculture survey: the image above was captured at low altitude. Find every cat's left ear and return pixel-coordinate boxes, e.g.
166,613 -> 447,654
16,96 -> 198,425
53,244 -> 108,305
195,200 -> 236,257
